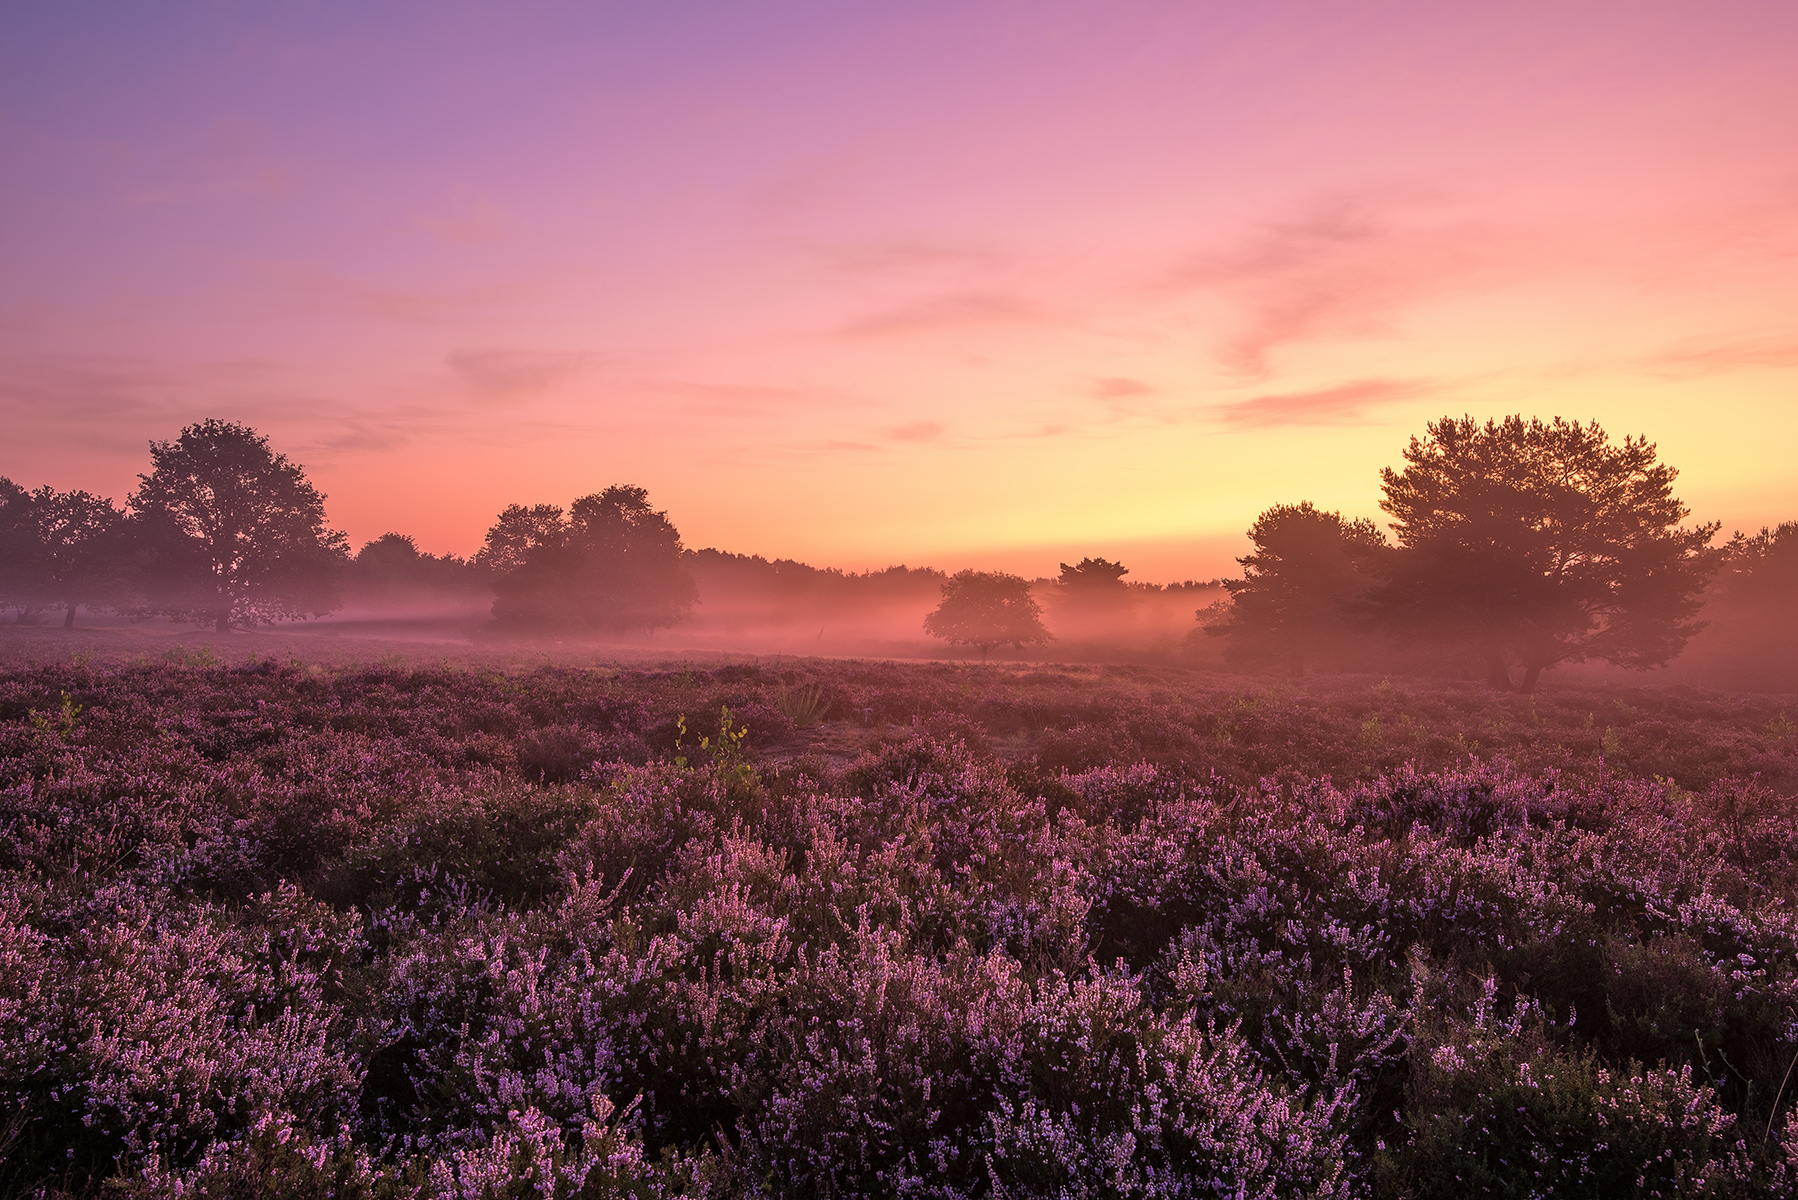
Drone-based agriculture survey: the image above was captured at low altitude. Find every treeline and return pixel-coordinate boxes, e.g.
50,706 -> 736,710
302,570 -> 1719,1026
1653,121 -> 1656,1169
1,421 -> 347,631
0,423 -> 492,630
6,415 -> 1796,691
1199,415 -> 1798,692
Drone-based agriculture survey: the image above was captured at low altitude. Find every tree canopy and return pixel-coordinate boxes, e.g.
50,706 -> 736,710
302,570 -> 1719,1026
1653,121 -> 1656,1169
922,570 -> 1052,658
1052,555 -> 1134,617
1056,557 -> 1129,593
487,485 -> 697,634
475,504 -> 568,577
1208,502 -> 1386,674
129,420 -> 348,631
1371,415 -> 1719,691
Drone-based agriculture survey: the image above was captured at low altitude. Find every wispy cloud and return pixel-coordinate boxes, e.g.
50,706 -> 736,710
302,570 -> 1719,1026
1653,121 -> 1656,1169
886,420 -> 944,442
813,238 -> 1009,277
264,266 -> 531,324
639,379 -> 841,419
447,349 -> 593,403
1211,377 -> 1434,428
0,353 -> 282,450
1644,334 -> 1798,380
837,290 -> 1040,339
1088,377 -> 1155,400
1085,376 -> 1159,419
0,352 -> 403,479
308,420 -> 415,453
1165,193 -> 1521,377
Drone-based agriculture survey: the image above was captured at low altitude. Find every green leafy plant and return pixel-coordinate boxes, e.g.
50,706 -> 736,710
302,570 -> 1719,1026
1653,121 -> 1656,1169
27,690 -> 82,736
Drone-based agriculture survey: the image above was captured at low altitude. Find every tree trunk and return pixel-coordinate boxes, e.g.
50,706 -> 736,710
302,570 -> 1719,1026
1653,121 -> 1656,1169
1519,662 -> 1544,694
1485,653 -> 1513,691
64,603 -> 76,629
216,611 -> 232,633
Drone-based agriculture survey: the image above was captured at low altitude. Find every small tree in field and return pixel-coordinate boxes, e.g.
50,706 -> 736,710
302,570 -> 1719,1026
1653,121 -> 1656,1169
923,570 -> 1052,659
1372,415 -> 1719,692
130,420 -> 349,631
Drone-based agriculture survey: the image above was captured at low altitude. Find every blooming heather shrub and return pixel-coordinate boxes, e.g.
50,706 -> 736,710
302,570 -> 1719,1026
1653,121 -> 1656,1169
3,656 -> 1798,1194
1386,973 -> 1755,1197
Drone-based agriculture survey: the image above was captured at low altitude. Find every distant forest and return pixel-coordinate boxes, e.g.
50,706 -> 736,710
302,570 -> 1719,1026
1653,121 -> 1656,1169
4,416 -> 1797,691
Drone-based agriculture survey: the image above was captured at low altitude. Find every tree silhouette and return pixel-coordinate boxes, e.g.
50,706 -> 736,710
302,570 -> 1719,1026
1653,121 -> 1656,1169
1057,557 -> 1129,594
25,487 -> 128,627
1681,521 -> 1798,690
345,533 -> 485,599
923,570 -> 1053,658
488,485 -> 698,634
1371,415 -> 1719,692
1208,502 -> 1386,674
0,478 -> 46,623
129,420 -> 349,631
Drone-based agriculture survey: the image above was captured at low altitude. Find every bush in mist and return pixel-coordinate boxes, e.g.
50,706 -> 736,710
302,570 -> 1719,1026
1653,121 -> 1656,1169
3,656 -> 1797,1194
923,568 -> 1054,658
485,485 -> 698,635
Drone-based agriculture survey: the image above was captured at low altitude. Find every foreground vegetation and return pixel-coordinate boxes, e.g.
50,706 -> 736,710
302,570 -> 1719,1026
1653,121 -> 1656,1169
3,651 -> 1798,1196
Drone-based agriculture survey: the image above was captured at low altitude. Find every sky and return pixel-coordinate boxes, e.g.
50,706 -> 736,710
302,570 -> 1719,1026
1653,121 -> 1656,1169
3,1 -> 1796,581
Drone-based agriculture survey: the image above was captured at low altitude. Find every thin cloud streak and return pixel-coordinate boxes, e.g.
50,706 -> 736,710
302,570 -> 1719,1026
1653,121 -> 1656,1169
835,290 -> 1042,339
260,266 -> 536,325
1644,335 -> 1798,380
886,420 -> 945,442
447,349 -> 593,404
1164,194 -> 1532,377
1211,378 -> 1435,428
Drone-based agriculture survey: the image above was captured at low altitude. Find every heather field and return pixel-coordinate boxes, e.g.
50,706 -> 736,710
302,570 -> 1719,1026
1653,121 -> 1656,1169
5,641 -> 1798,1197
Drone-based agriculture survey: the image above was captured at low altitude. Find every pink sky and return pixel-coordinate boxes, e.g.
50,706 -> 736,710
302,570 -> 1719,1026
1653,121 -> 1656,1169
4,1 -> 1796,581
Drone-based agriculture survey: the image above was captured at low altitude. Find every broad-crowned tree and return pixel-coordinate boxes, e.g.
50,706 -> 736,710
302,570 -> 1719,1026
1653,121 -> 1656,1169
923,570 -> 1053,659
1208,502 -> 1387,674
1372,415 -> 1719,692
489,486 -> 697,634
130,420 -> 349,631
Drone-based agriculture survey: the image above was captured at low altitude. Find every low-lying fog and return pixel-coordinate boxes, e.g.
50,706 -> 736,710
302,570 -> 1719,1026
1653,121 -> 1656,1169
308,574 -> 1227,664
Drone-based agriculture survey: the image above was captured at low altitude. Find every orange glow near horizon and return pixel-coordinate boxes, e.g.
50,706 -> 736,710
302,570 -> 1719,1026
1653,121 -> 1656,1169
4,3 -> 1797,581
